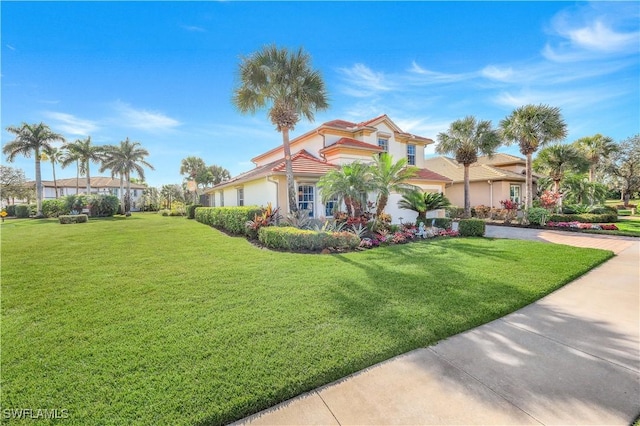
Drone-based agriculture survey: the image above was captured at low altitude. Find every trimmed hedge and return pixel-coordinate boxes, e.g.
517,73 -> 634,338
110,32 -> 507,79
5,205 -> 16,217
527,207 -> 549,226
258,226 -> 360,252
42,199 -> 68,218
59,214 -> 88,224
195,206 -> 262,235
458,218 -> 485,237
548,213 -> 617,223
15,204 -> 30,218
187,204 -> 203,220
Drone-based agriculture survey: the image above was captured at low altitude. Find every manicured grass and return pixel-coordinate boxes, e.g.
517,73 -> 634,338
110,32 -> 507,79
613,218 -> 640,236
1,214 -> 613,425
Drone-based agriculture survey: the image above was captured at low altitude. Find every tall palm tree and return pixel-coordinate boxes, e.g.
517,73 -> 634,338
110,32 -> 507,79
370,153 -> 418,218
3,122 -> 65,217
60,147 -> 83,195
180,156 -> 206,203
318,162 -> 373,217
233,45 -> 329,213
533,144 -> 589,193
42,146 -> 64,198
436,116 -> 502,218
100,138 -> 154,216
64,137 -> 103,194
573,134 -> 618,182
500,104 -> 567,209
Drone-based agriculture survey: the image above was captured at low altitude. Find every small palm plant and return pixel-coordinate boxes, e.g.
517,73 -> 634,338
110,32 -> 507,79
398,190 -> 450,222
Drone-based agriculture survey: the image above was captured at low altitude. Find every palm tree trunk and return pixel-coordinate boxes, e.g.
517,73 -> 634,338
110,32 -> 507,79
376,193 -> 388,218
126,172 -> 132,216
463,164 -> 471,218
281,127 -> 298,213
34,148 -> 44,218
525,152 -> 533,209
120,174 -> 125,215
589,165 -> 596,182
76,161 -> 80,195
52,160 -> 58,198
86,162 -> 91,195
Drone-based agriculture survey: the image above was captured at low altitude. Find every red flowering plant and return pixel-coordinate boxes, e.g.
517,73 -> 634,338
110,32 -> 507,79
539,190 -> 561,211
499,199 -> 520,224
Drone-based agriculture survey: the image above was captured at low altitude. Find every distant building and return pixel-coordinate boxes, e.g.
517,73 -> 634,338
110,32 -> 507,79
23,177 -> 147,211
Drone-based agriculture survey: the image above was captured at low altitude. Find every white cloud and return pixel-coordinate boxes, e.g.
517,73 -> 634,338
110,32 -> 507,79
337,63 -> 394,96
480,65 -> 514,81
113,101 -> 181,132
44,111 -> 98,136
181,25 -> 206,33
544,3 -> 640,62
408,61 -> 473,83
493,86 -> 627,110
6,44 -> 16,51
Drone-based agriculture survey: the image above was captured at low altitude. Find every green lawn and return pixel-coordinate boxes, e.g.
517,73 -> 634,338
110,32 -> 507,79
1,214 -> 613,425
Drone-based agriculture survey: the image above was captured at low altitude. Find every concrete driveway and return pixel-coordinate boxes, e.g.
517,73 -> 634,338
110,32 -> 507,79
235,228 -> 640,425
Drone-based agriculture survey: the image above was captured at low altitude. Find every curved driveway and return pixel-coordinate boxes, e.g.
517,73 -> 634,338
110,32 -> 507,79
236,227 -> 640,426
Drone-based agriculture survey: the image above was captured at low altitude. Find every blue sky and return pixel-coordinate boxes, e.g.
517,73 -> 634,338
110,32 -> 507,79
2,1 -> 639,187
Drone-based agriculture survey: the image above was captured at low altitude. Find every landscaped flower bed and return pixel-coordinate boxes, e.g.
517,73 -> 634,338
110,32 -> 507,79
359,224 -> 459,249
546,221 -> 619,231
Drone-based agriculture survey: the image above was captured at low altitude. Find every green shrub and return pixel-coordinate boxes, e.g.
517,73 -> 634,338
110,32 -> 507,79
527,208 -> 549,226
58,214 -> 88,224
195,207 -> 262,235
87,195 -> 120,217
170,209 -> 185,216
458,219 -> 485,237
15,204 -> 30,218
258,226 -> 360,252
159,209 -> 170,216
63,195 -> 88,214
433,218 -> 452,230
548,213 -> 617,223
5,205 -> 16,216
445,206 -> 465,219
187,204 -> 203,220
42,199 -> 68,218
589,205 -> 617,215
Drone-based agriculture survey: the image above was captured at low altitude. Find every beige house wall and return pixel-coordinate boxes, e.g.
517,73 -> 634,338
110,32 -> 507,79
444,180 -> 525,208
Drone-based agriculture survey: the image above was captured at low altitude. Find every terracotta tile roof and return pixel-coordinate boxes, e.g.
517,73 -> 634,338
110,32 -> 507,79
272,150 -> 339,174
209,150 -> 337,191
28,176 -> 147,189
424,156 -> 526,183
322,119 -> 358,129
320,137 -> 383,153
413,168 -> 452,182
475,153 -> 526,166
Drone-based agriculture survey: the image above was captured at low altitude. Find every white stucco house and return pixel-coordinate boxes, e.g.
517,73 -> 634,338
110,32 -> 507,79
205,115 -> 451,222
26,177 -> 147,211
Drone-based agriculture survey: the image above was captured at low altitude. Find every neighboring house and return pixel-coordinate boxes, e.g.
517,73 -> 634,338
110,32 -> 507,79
25,177 -> 147,211
424,153 -> 533,208
205,115 -> 451,222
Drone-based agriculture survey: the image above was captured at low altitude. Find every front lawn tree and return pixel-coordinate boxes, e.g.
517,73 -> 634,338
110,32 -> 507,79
573,134 -> 618,182
101,138 -> 154,216
317,162 -> 373,217
3,122 -> 65,217
233,45 -> 329,213
370,153 -> 418,219
500,104 -> 567,209
64,136 -> 104,195
180,156 -> 206,203
605,134 -> 640,206
533,144 -> 589,193
0,165 -> 31,205
436,116 -> 502,217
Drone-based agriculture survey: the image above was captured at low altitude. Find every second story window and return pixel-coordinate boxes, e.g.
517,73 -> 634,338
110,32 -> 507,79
407,144 -> 416,165
378,138 -> 389,152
